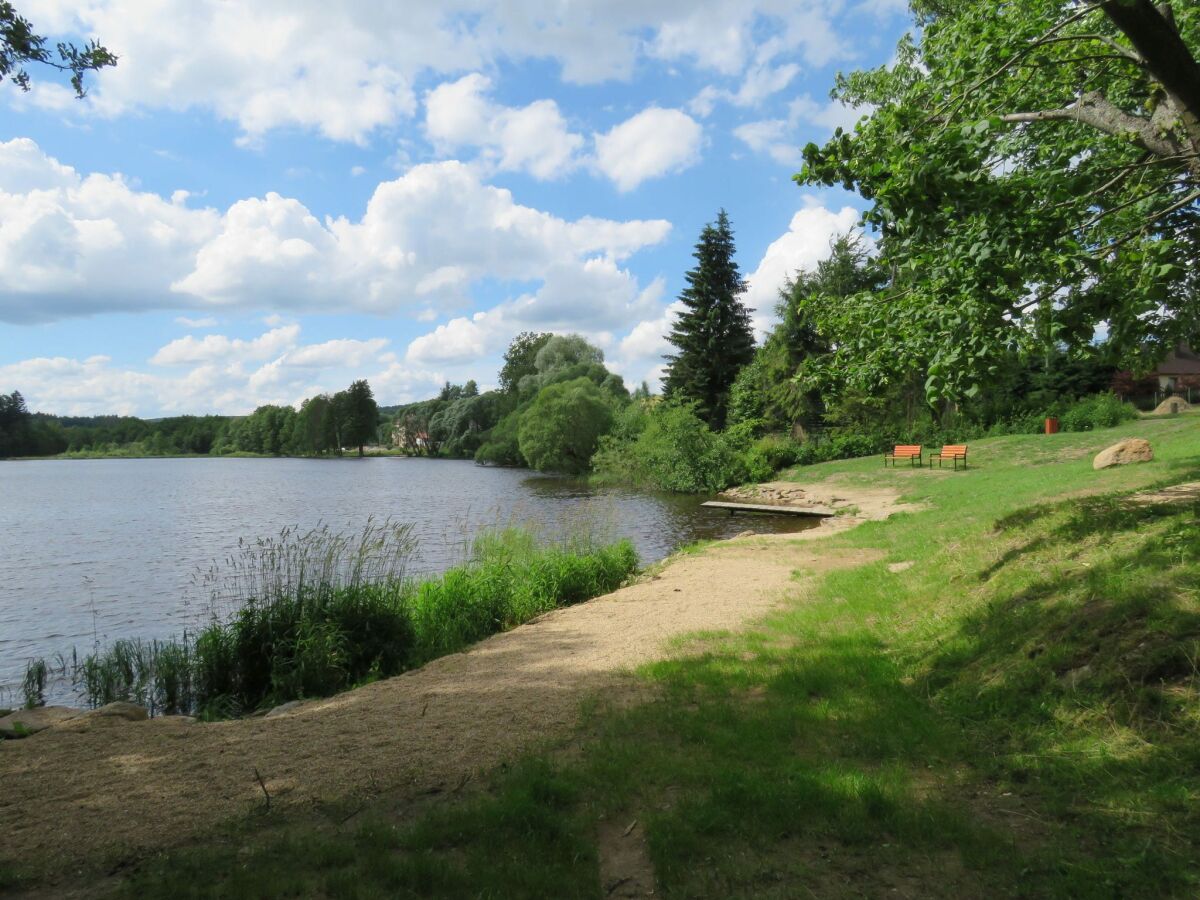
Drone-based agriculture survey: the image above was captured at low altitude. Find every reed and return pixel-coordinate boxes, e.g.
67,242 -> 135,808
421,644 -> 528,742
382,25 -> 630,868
22,521 -> 638,718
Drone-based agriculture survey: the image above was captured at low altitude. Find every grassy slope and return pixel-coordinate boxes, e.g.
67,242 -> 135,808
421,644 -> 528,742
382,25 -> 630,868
17,416 -> 1199,898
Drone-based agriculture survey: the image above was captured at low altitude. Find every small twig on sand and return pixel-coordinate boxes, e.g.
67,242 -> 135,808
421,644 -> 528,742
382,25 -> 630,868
622,819 -> 638,836
254,767 -> 271,814
336,804 -> 367,826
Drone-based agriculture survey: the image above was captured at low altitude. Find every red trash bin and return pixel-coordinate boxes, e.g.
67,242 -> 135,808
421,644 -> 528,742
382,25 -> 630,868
1044,417 -> 1059,435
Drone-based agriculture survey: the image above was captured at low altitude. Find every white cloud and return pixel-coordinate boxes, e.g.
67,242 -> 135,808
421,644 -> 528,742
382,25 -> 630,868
2,324 -> 438,416
405,264 -> 666,366
14,1 -> 854,144
149,324 -> 302,365
175,316 -> 218,328
424,74 -> 584,180
283,337 -> 389,368
610,300 -> 685,388
733,119 -> 802,165
0,139 -> 672,322
743,199 -> 866,334
594,108 -> 704,192
734,94 -> 873,165
0,138 -> 221,322
689,61 -> 800,117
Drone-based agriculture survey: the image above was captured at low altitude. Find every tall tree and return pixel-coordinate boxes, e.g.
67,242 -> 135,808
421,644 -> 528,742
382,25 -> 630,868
663,210 -> 755,429
342,379 -> 379,457
799,0 -> 1200,403
1,2 -> 116,97
498,332 -> 552,396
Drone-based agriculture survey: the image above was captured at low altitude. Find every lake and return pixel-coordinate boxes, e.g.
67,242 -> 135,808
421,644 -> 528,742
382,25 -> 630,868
0,457 -> 814,696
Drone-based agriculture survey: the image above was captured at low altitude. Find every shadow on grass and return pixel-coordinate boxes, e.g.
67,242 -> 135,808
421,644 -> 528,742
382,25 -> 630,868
915,484 -> 1200,896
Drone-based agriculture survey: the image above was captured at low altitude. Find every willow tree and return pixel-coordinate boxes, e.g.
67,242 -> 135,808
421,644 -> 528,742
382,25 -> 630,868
799,0 -> 1199,403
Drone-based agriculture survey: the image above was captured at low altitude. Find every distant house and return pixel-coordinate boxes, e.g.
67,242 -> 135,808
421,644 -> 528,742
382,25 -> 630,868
1152,344 -> 1200,393
391,422 -> 433,453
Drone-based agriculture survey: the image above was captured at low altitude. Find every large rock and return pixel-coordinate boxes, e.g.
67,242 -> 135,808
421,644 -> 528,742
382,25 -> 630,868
1093,438 -> 1153,470
84,701 -> 149,722
0,706 -> 82,738
265,700 -> 305,718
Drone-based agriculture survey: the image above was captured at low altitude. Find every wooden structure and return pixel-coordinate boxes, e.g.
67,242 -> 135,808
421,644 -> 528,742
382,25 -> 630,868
929,444 -> 968,470
701,501 -> 835,518
884,444 -> 923,467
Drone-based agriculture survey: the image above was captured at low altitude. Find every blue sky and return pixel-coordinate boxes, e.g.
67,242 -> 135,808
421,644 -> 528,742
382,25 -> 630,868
0,0 -> 909,416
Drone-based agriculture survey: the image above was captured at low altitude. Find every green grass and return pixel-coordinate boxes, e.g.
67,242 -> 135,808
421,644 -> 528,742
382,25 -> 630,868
28,416 -> 1200,897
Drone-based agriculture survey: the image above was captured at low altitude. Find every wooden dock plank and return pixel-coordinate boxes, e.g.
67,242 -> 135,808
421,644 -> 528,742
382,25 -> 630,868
701,500 -> 835,518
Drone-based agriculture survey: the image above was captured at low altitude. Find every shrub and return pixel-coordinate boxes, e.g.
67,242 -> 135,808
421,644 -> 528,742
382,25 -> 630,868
593,402 -> 743,493
475,411 -> 525,466
1058,393 -> 1138,432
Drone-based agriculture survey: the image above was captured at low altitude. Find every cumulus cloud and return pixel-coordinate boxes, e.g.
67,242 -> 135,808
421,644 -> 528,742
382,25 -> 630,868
0,139 -> 671,323
593,108 -> 704,192
406,264 -> 666,365
3,324 -> 440,417
14,1 -> 855,144
743,199 -> 867,334
734,94 -> 873,165
0,138 -> 221,323
424,74 -> 584,180
175,316 -> 218,328
149,325 -> 302,365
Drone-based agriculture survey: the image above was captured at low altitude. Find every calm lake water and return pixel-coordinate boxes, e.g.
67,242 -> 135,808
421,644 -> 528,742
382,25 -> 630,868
0,457 -> 814,695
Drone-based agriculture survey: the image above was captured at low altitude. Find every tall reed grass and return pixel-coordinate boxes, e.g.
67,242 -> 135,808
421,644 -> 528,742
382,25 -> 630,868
23,521 -> 637,719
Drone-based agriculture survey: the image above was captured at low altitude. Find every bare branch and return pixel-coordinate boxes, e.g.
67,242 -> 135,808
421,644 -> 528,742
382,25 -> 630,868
1000,91 -> 1186,161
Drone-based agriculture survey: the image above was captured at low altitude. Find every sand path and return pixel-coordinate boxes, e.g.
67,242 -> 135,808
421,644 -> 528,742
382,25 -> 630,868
0,491 -> 897,871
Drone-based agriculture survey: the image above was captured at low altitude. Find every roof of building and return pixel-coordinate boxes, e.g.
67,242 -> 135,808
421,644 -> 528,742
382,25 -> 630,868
1156,344 -> 1200,375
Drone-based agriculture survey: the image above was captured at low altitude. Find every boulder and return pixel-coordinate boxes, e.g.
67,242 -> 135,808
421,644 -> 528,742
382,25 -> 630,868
265,700 -> 305,718
84,701 -> 149,722
0,706 -> 82,738
1093,438 -> 1153,470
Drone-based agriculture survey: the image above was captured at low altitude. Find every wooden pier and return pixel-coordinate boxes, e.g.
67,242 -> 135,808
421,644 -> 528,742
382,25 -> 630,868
701,500 -> 835,518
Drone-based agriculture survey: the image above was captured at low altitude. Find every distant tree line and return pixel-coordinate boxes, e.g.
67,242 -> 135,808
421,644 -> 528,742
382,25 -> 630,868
0,381 -> 379,459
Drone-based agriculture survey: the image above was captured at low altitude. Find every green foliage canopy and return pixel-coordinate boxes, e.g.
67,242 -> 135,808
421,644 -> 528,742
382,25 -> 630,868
799,0 -> 1200,403
516,377 -> 615,474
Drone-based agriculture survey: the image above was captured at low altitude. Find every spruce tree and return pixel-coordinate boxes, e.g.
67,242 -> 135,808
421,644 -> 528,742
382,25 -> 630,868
663,209 -> 755,429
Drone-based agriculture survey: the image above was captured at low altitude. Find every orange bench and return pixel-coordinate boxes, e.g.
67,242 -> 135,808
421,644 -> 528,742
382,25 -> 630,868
930,444 -> 968,470
884,444 -> 923,467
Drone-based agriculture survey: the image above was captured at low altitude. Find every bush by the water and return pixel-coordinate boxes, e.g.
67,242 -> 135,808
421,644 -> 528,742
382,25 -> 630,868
27,522 -> 638,718
593,402 -> 746,493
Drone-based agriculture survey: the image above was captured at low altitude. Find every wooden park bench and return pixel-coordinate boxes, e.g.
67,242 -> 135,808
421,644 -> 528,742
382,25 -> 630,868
884,444 -> 923,467
929,444 -> 968,470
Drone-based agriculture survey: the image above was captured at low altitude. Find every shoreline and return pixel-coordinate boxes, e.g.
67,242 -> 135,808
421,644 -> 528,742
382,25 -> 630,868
0,482 -> 903,871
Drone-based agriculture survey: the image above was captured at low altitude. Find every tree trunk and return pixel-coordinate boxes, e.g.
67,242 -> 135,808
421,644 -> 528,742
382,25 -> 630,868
1102,0 -> 1200,150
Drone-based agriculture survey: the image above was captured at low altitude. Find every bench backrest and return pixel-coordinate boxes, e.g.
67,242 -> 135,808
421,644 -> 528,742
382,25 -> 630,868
939,444 -> 968,456
891,445 -> 922,455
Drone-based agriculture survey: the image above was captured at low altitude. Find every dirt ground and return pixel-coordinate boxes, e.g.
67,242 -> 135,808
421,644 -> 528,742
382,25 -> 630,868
0,486 -> 904,873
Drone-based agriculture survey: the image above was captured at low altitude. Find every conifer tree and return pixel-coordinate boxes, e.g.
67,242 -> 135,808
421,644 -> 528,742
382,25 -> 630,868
663,210 -> 755,428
